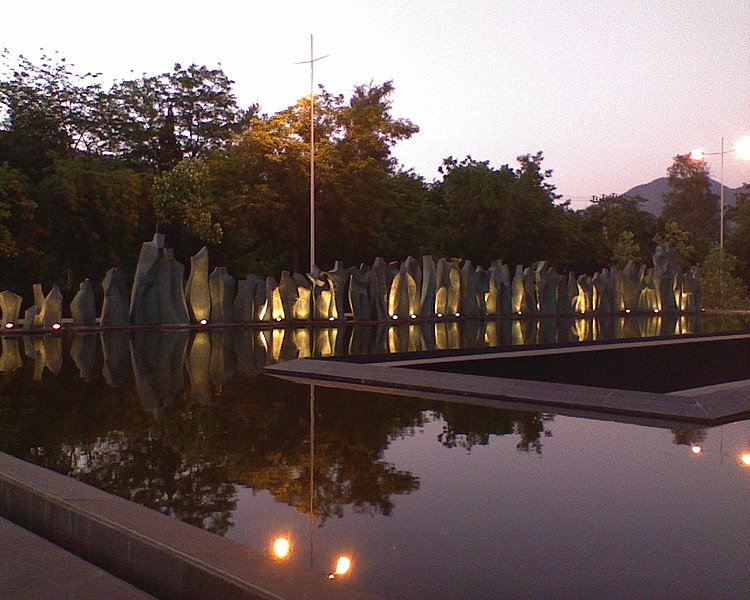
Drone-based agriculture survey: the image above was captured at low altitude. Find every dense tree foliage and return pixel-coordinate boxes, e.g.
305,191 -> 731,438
661,154 -> 718,262
1,51 -> 749,305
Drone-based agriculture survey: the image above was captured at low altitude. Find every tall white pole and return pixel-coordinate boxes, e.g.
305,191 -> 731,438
720,136 -> 725,250
309,35 -> 316,273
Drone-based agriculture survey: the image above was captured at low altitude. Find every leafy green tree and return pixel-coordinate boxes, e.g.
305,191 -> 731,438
577,194 -> 657,269
661,154 -> 718,262
211,82 -> 425,275
106,63 -> 251,171
725,188 -> 750,284
653,221 -> 694,267
0,162 -> 36,259
612,231 -> 640,267
153,157 -> 222,246
32,156 -> 152,291
431,152 -> 575,268
698,245 -> 750,309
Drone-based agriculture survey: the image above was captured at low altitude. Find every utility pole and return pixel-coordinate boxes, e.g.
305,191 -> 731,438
296,35 -> 329,273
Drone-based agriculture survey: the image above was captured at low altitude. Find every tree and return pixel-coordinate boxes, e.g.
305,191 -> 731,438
577,194 -> 657,269
661,154 -> 718,262
725,187 -> 750,284
431,152 -> 574,268
653,221 -> 694,267
32,156 -> 152,292
612,231 -> 640,267
0,162 -> 36,259
698,245 -> 750,309
153,157 -> 222,245
106,64 -> 251,171
211,82 -> 425,275
0,50 -> 104,179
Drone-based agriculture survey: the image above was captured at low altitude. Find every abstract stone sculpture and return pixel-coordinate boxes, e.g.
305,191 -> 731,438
186,246 -> 210,323
419,256 -> 437,318
522,267 -> 538,315
460,261 -> 480,317
388,263 -> 419,320
71,279 -> 97,326
349,268 -> 371,321
536,264 -> 560,315
42,285 -> 63,327
292,273 -> 312,320
369,258 -> 389,321
0,290 -> 22,328
209,267 -> 235,324
130,233 -> 165,325
277,271 -> 299,321
101,267 -> 130,327
653,245 -> 678,314
325,261 -> 350,322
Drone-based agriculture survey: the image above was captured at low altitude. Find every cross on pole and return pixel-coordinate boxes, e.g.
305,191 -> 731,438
295,35 -> 329,273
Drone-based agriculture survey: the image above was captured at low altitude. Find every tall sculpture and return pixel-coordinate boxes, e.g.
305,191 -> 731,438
71,279 -> 97,326
186,247 -> 210,323
101,267 -> 130,327
0,291 -> 22,328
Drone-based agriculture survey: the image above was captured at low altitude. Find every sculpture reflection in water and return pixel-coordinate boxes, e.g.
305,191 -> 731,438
0,314 -> 711,382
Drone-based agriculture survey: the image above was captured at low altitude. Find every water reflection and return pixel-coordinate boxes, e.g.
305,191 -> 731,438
1,319 -> 749,598
0,314 -> 745,385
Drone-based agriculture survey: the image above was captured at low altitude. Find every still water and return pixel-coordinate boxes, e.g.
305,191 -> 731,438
1,316 -> 749,599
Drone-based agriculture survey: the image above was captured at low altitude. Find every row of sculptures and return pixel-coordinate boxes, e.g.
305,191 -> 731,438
0,234 -> 701,330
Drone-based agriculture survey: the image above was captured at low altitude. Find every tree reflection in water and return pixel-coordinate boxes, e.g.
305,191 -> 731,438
0,328 -> 554,534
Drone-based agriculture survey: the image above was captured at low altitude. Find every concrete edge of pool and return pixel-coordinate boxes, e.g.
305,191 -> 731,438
265,336 -> 750,427
0,453 -> 381,600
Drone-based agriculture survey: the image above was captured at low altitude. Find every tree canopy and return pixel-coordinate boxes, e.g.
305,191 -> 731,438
1,50 -> 749,304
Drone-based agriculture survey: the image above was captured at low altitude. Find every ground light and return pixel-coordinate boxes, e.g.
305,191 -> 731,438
328,556 -> 351,579
4,322 -> 13,329
691,445 -> 702,455
739,452 -> 750,467
51,323 -> 61,330
272,537 -> 291,560
199,319 -> 208,325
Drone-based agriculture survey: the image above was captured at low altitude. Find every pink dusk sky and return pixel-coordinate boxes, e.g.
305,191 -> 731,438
4,0 -> 749,208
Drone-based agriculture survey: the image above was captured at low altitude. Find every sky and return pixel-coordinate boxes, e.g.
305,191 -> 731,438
3,0 -> 749,208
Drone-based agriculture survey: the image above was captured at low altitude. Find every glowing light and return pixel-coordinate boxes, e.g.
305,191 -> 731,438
392,315 -> 399,320
410,314 -> 417,320
436,313 -> 443,318
328,316 -> 335,321
739,452 -> 750,467
691,445 -> 702,455
689,148 -> 705,161
275,316 -> 283,322
735,135 -> 750,161
653,309 -> 660,314
454,312 -> 461,318
51,323 -> 61,330
580,310 -> 585,315
624,309 -> 631,314
4,322 -> 13,329
328,556 -> 351,579
199,319 -> 208,325
517,311 -> 522,315
272,537 -> 291,559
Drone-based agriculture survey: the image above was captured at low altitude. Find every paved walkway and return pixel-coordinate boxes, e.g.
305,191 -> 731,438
0,517 -> 155,600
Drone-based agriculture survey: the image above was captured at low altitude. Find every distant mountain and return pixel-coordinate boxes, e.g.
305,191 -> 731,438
623,178 -> 746,216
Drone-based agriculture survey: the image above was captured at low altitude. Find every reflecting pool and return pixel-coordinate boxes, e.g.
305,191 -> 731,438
0,316 -> 749,598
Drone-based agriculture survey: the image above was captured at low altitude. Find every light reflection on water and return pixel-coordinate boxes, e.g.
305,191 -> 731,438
0,314 -> 749,598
